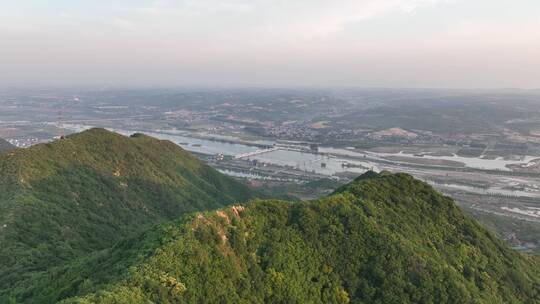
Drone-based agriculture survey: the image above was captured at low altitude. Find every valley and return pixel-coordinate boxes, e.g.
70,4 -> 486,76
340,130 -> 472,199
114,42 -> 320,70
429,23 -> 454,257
2,88 -> 540,252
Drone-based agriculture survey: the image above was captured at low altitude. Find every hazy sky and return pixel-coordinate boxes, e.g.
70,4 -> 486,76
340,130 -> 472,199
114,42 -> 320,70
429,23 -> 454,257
1,0 -> 539,88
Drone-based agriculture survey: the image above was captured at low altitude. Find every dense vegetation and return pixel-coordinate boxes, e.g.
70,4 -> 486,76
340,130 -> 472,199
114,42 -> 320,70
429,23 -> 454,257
20,172 -> 540,303
0,138 -> 15,153
0,129 -> 254,302
2,130 -> 540,303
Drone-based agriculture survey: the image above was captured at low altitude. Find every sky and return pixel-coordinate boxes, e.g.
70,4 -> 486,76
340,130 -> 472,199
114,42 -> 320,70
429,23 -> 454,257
0,0 -> 539,89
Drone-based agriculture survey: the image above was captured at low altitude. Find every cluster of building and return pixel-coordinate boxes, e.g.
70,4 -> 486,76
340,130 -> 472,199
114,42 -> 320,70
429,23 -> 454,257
265,122 -> 321,140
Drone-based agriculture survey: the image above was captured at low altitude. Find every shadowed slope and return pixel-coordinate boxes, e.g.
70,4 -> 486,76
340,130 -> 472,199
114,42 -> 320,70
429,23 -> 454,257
0,138 -> 15,153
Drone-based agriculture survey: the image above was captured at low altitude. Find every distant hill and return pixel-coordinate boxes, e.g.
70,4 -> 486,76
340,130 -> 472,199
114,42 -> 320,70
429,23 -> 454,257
17,172 -> 540,303
0,138 -> 15,153
0,128 -> 255,301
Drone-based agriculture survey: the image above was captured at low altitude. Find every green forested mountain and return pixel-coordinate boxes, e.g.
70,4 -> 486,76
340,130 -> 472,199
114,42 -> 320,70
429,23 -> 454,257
2,130 -> 540,303
0,138 -> 15,153
0,129 -> 254,302
21,172 -> 540,303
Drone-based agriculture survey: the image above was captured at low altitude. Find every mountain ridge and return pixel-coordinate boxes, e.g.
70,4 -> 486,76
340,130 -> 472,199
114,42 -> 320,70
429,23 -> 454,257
0,128 -> 255,301
26,172 -> 540,303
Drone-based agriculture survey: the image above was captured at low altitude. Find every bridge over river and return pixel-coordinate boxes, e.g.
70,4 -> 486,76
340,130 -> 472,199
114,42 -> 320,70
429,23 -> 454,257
234,147 -> 281,159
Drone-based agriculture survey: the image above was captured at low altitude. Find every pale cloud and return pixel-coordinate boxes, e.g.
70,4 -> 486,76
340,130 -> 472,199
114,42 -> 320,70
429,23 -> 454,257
111,17 -> 135,30
133,0 -> 449,39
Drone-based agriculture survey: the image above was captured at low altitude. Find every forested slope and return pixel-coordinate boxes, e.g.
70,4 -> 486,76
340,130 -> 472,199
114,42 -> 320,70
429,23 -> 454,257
0,129 -> 254,301
32,172 -> 540,303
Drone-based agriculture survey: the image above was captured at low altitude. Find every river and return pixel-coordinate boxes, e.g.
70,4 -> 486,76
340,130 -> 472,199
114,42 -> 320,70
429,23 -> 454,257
58,124 -> 540,198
